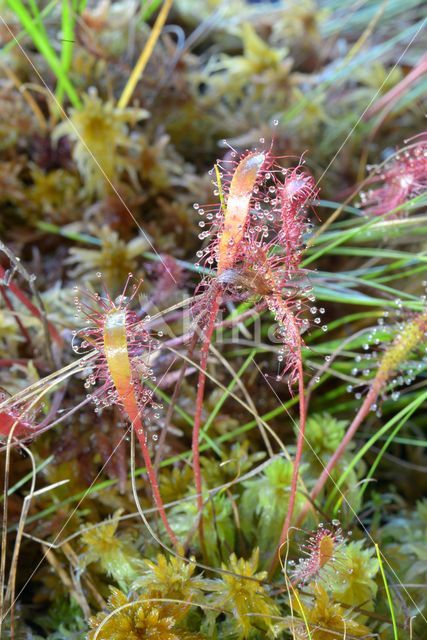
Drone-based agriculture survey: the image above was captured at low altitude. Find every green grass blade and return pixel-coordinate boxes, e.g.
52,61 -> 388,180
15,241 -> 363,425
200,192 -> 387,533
6,0 -> 81,107
376,544 -> 399,640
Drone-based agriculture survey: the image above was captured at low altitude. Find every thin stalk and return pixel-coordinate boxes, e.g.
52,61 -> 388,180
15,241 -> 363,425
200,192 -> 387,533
56,0 -> 76,104
365,53 -> 427,120
0,378 -> 67,634
118,0 -> 173,109
132,414 -> 179,548
0,286 -> 33,348
141,0 -> 163,20
269,352 -> 306,576
302,309 -> 427,521
0,264 -> 63,347
297,383 -> 379,526
376,544 -> 399,640
154,332 -> 198,471
192,289 -> 221,553
331,390 -> 427,513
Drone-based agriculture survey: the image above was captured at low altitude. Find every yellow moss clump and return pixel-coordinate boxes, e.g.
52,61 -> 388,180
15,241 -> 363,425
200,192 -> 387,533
209,549 -> 280,638
290,585 -> 371,640
80,513 -> 143,589
159,466 -> 194,504
88,588 -> 203,640
330,540 -> 378,611
28,167 -> 80,222
208,23 -> 290,96
53,89 -> 148,196
67,226 -> 150,291
134,554 -> 208,608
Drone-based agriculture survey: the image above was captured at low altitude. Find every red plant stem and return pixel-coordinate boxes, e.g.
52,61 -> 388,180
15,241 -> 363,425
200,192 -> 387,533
131,410 -> 179,549
154,332 -> 199,471
0,286 -> 33,347
191,152 -> 266,516
0,359 -> 28,366
119,381 -> 179,548
192,289 -> 221,515
296,383 -> 380,527
0,265 -> 63,346
269,351 -> 306,576
364,53 -> 427,120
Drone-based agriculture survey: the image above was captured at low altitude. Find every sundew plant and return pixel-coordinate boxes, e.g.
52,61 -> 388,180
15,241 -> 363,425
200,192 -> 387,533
1,1 -> 427,639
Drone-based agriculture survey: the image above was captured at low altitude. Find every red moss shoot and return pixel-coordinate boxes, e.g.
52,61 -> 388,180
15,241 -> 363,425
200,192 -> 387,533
359,137 -> 427,217
74,276 -> 178,549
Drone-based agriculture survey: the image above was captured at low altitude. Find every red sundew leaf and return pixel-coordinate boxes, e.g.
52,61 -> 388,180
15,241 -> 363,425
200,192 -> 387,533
359,138 -> 427,217
103,309 -> 137,412
278,169 -> 317,273
0,411 -> 32,438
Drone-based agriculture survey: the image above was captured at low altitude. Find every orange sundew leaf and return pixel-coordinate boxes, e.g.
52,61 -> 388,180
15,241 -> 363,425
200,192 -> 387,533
217,151 -> 265,274
103,309 -> 141,428
102,306 -> 178,546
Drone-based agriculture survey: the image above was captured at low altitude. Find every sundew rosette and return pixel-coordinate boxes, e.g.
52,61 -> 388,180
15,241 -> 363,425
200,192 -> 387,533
73,278 -> 178,548
191,142 -> 319,566
194,148 -> 317,285
359,137 -> 427,218
193,146 -> 318,384
289,521 -> 345,587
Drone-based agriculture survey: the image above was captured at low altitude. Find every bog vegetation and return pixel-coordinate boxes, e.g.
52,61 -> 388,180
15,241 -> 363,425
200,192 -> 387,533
0,0 -> 427,638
